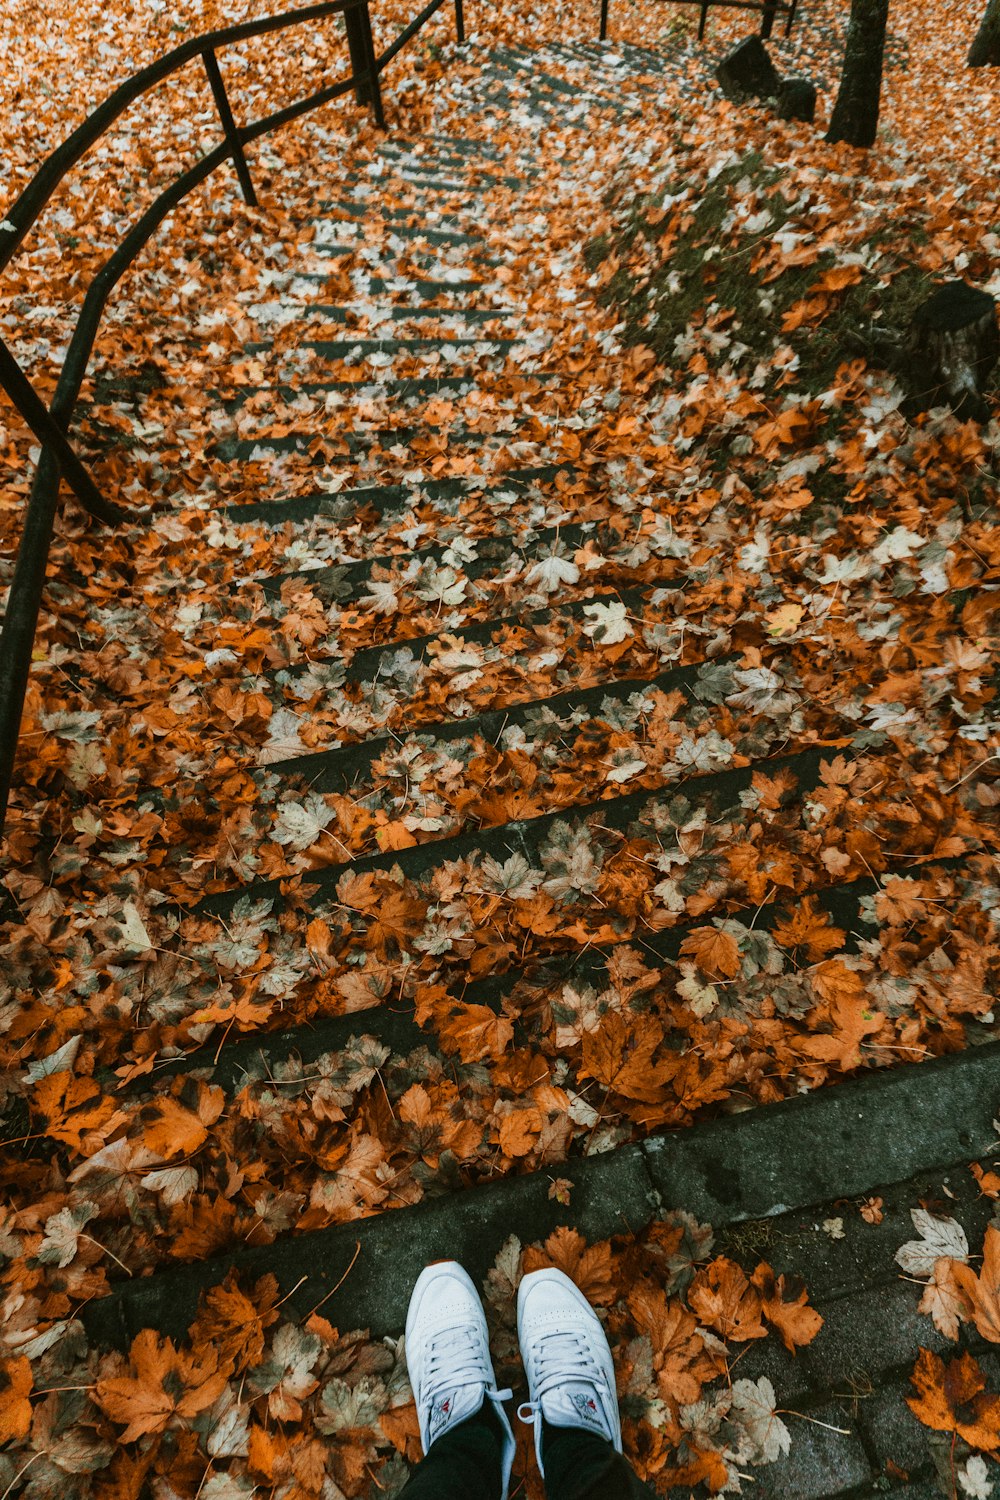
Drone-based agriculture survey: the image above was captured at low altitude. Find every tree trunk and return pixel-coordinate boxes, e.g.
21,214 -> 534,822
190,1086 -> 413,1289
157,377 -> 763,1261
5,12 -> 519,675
825,0 -> 890,148
969,0 -> 1000,65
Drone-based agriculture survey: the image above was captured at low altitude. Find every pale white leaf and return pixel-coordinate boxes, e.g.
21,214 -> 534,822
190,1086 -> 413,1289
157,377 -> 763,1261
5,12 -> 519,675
359,579 -> 401,615
478,853 -> 542,899
25,1034 -> 82,1082
272,794 -> 336,850
582,599 -> 633,644
605,757 -> 647,784
895,1208 -> 969,1278
960,1455 -> 993,1500
524,554 -> 580,592
872,525 -> 925,565
207,1386 -> 250,1459
118,900 -> 153,953
729,1376 -> 791,1465
37,1201 -> 99,1267
918,1258 -> 965,1341
140,1165 -> 199,1206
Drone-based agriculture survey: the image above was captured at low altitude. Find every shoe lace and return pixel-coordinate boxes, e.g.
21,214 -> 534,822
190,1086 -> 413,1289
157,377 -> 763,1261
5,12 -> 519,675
516,1328 -> 609,1428
424,1322 -> 512,1409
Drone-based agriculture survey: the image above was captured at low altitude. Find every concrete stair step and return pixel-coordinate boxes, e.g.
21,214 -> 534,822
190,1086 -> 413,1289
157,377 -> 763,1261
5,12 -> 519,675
293,335 -> 522,358
224,459 -> 567,524
343,168 -> 522,198
391,132 -> 506,160
122,859 -> 962,1098
304,238 -> 501,270
477,85 -> 634,123
79,996 -> 1000,1350
283,270 -> 493,297
270,579 -> 655,684
314,214 -> 492,250
196,741 -> 859,921
264,650 -> 729,790
215,423 -> 541,463
295,304 -> 519,325
377,148 -> 539,182
236,305 -> 521,342
219,374 -> 485,414
257,516 -> 598,599
350,163 -> 527,192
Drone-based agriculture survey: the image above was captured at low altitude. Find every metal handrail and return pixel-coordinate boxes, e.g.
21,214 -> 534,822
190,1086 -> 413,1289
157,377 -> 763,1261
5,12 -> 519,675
0,0 -> 466,840
379,0 -> 463,71
599,0 -> 798,43
0,0 -> 383,519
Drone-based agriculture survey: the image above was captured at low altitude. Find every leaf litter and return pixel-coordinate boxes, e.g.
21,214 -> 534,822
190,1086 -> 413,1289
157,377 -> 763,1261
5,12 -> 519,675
1,0 -> 999,1493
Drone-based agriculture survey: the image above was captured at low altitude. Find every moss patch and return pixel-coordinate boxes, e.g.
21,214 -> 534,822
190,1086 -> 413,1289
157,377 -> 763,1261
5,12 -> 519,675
591,148 -> 938,403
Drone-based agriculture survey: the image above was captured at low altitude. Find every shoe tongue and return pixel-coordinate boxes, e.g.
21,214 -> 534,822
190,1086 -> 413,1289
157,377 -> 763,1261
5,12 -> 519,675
427,1383 -> 485,1444
542,1382 -> 610,1439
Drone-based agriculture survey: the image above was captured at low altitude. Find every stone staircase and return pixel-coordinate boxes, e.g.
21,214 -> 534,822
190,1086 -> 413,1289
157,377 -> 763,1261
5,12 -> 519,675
30,41 -> 996,1388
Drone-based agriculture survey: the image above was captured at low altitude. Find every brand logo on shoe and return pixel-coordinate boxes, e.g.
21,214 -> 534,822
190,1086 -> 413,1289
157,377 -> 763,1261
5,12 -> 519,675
570,1392 -> 602,1426
429,1398 -> 452,1437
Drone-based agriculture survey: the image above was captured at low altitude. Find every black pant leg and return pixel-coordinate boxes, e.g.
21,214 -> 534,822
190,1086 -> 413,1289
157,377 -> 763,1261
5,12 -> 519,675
542,1420 -> 658,1500
395,1404 -> 505,1500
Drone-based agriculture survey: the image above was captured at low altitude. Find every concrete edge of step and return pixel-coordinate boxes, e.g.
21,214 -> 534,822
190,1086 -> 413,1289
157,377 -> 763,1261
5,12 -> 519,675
79,1036 -> 1000,1351
221,460 -> 570,524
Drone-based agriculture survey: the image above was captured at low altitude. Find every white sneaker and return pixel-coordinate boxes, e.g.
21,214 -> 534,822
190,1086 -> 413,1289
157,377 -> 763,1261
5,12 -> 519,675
516,1267 -> 622,1476
404,1261 -> 516,1498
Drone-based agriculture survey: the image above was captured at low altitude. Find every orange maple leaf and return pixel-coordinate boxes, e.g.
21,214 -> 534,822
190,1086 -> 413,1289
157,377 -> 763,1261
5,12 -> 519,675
0,1356 -> 32,1443
971,1164 -> 1000,1200
141,1096 -> 210,1157
808,264 -> 863,294
662,1448 -> 731,1493
415,986 -> 514,1063
94,1328 -> 228,1443
579,1011 -> 675,1103
625,1284 -> 724,1404
679,926 -> 741,979
32,1070 -> 124,1153
750,1263 -> 823,1352
248,1423 -> 291,1480
907,1348 -> 1000,1453
522,1227 -> 614,1306
188,1272 -> 280,1375
380,1401 -> 422,1463
771,897 -> 845,961
951,1226 -> 1000,1343
375,820 -> 418,852
498,1107 -> 543,1159
688,1257 -> 767,1342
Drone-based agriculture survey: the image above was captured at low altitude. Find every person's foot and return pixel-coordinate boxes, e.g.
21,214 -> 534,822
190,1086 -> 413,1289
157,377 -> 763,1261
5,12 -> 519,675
404,1261 -> 516,1496
516,1266 -> 622,1475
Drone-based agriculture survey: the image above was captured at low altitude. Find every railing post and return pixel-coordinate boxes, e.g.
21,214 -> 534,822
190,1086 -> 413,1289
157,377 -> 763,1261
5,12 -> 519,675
455,0 -> 465,44
0,451 -> 60,841
344,2 -> 373,105
202,49 -> 258,207
760,0 -> 778,39
599,0 -> 609,41
0,338 -> 125,525
359,1 -> 386,130
698,2 -> 710,40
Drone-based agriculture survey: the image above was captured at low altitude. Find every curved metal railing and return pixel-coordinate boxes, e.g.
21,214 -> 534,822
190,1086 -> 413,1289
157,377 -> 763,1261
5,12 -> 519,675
0,0 -> 465,839
599,0 -> 798,43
